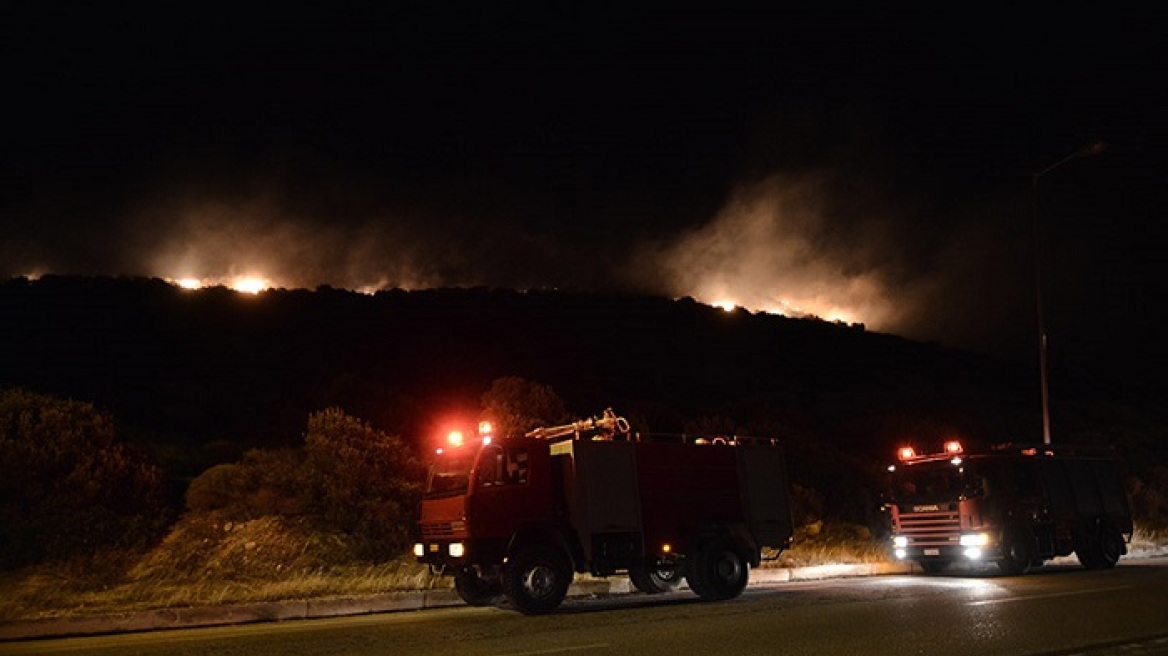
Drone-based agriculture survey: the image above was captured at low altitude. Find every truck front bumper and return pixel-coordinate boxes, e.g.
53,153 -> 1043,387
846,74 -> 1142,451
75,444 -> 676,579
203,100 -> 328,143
892,532 -> 1002,562
414,540 -> 469,567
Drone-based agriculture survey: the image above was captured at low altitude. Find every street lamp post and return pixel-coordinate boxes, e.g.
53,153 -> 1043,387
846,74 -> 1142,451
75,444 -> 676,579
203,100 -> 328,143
1031,140 -> 1106,445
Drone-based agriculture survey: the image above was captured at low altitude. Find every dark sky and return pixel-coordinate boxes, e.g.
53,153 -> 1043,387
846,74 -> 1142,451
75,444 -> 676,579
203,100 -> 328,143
3,4 -> 1165,377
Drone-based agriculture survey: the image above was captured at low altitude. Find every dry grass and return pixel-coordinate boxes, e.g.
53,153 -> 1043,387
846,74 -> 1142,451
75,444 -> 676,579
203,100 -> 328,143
766,521 -> 890,568
1129,525 -> 1168,557
4,519 -> 1166,622
0,515 -> 442,622
0,559 -> 440,621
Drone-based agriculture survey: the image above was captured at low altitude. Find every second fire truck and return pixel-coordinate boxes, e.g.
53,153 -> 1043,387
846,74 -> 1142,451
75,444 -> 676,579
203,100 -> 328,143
887,440 -> 1132,575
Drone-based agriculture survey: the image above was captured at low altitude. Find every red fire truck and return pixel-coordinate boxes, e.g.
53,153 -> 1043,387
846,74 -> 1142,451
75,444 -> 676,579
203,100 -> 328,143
414,409 -> 794,614
887,440 -> 1133,575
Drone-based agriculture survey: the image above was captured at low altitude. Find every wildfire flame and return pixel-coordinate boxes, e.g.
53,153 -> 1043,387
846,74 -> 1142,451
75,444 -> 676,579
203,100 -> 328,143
166,275 -> 272,295
231,276 -> 269,295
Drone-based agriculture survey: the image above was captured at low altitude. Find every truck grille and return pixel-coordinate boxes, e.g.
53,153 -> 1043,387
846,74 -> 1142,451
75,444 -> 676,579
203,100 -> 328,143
898,510 -> 960,547
421,521 -> 465,540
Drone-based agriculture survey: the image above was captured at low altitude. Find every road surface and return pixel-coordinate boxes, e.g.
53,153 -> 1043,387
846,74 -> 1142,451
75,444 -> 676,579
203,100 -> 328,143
7,558 -> 1168,656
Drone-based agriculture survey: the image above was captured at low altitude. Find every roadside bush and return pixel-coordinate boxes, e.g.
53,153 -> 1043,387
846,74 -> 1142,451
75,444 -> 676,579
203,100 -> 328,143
304,408 -> 424,555
1129,465 -> 1168,531
480,377 -> 570,437
185,448 -> 311,519
779,521 -> 888,567
0,388 -> 169,569
184,408 -> 423,559
129,514 -> 363,582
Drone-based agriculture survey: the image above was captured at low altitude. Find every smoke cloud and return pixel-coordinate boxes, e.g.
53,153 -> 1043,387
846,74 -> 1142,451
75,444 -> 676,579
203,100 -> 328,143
630,174 -> 918,329
2,170 -> 1030,354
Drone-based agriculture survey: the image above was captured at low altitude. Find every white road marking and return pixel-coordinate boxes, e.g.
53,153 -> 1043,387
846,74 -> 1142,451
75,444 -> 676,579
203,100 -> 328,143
966,585 -> 1132,606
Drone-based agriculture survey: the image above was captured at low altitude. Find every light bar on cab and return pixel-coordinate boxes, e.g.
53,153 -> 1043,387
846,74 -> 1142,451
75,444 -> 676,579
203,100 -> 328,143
897,440 -> 965,462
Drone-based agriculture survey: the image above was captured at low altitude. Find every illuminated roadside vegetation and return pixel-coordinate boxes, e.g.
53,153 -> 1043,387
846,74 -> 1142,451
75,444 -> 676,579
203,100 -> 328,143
0,392 -> 431,621
1,384 -> 1166,622
0,526 -> 436,620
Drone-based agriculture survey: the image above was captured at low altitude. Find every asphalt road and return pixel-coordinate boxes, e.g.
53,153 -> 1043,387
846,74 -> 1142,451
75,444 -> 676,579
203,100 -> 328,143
7,558 -> 1168,656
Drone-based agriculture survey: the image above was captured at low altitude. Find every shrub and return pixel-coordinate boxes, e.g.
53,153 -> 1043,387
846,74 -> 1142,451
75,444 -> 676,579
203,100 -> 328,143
304,408 -> 424,555
0,388 -> 169,569
480,377 -> 570,437
189,448 -> 313,519
184,408 -> 423,559
129,514 -> 365,582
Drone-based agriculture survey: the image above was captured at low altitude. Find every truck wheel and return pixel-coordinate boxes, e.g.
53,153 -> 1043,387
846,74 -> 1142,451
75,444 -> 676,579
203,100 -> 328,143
454,568 -> 503,607
687,537 -> 749,601
502,546 -> 572,614
1096,525 -> 1124,569
1078,522 -> 1124,570
629,564 -> 683,594
997,528 -> 1035,576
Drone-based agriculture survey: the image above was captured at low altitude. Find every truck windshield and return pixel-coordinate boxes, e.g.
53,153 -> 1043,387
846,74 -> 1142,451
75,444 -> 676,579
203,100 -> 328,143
892,461 -> 979,506
424,448 -> 478,499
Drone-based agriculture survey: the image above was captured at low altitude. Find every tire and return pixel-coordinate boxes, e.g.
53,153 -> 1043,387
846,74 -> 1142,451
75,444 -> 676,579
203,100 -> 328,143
502,545 -> 573,615
997,528 -> 1035,576
629,564 -> 683,594
687,537 -> 750,602
454,568 -> 502,607
1078,522 -> 1124,570
1096,525 -> 1125,569
919,560 -> 949,574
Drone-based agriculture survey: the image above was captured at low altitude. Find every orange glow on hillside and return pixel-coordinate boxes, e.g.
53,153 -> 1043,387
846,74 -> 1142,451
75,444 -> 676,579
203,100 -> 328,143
693,292 -> 863,326
231,276 -> 269,294
166,275 -> 273,294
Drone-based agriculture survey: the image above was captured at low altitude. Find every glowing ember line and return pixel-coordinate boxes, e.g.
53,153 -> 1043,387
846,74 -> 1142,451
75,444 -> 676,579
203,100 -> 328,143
166,275 -> 273,294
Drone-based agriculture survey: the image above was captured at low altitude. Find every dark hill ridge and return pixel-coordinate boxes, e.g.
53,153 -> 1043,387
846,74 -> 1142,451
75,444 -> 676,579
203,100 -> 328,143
2,275 -> 1039,460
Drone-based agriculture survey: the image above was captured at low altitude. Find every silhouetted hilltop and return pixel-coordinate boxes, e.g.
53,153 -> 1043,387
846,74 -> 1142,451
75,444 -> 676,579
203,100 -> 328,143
3,275 -> 1043,456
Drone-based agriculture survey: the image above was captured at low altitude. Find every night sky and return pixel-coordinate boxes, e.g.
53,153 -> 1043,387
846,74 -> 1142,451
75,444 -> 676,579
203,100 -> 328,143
4,4 -> 1165,378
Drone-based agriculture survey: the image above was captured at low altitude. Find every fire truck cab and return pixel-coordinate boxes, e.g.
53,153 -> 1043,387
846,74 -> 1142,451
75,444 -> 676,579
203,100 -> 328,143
887,441 -> 1133,575
415,410 -> 794,614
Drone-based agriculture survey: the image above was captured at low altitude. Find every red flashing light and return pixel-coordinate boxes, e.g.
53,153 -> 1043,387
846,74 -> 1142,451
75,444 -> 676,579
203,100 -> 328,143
447,430 -> 465,448
897,446 -> 917,461
944,440 -> 964,456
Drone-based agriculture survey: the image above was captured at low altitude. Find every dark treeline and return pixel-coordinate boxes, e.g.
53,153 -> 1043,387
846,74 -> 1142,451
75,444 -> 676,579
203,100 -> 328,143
2,275 -> 1164,528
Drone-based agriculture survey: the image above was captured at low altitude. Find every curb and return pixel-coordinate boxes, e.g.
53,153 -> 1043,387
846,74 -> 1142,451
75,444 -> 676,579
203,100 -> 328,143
0,589 -> 461,642
0,563 -> 910,642
9,555 -> 1166,643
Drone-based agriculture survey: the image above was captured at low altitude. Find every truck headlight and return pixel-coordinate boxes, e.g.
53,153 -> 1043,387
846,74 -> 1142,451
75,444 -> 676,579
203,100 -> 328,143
448,542 -> 466,558
893,536 -> 908,548
413,543 -> 425,557
960,533 -> 989,547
